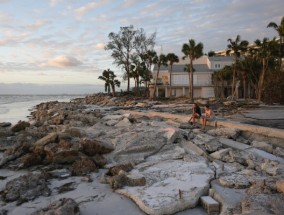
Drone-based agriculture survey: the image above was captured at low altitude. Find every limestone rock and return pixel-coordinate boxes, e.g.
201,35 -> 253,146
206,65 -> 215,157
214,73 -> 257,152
276,180 -> 284,193
102,114 -> 124,121
116,159 -> 214,215
207,127 -> 240,139
105,119 -> 119,126
109,170 -> 146,190
274,147 -> 284,158
33,132 -> 58,154
241,191 -> 284,214
192,133 -> 215,145
261,159 -> 282,176
210,180 -> 246,215
115,117 -> 132,127
44,142 -> 80,164
219,174 -> 250,189
31,198 -> 80,215
252,140 -> 273,153
92,154 -> 107,168
0,122 -> 11,127
106,163 -> 133,176
19,153 -> 42,168
80,138 -> 114,155
11,121 -> 30,132
71,158 -> 97,176
3,173 -> 50,204
210,148 -> 232,160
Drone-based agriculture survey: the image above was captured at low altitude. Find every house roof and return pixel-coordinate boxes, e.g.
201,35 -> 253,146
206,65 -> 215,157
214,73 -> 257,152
153,64 -> 211,73
208,56 -> 234,62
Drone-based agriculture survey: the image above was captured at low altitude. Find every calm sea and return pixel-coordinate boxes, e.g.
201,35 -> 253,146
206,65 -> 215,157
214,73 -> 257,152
0,95 -> 85,125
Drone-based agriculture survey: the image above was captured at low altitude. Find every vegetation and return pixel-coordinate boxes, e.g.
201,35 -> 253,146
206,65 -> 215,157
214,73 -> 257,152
166,53 -> 179,98
153,53 -> 168,98
102,16 -> 284,104
98,69 -> 121,97
105,25 -> 156,93
182,39 -> 203,102
226,35 -> 249,99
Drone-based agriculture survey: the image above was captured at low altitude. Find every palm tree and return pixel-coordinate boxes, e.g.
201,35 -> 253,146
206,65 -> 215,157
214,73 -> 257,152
254,38 -> 279,101
227,35 -> 249,99
267,16 -> 284,45
166,53 -> 179,98
182,39 -> 203,102
98,69 -> 112,95
153,54 -> 168,98
98,69 -> 120,97
267,16 -> 284,67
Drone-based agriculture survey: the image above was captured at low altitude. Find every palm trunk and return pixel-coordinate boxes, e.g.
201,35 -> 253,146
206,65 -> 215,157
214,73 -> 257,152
153,65 -> 161,98
169,64 -> 172,98
231,57 -> 237,100
190,57 -> 194,102
257,58 -> 266,102
111,84 -> 116,97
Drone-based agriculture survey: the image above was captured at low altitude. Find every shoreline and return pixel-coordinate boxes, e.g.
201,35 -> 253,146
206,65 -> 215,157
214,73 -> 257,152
0,94 -> 284,215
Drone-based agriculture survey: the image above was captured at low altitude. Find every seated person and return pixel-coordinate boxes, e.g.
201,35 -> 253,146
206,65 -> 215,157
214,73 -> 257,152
188,103 -> 201,126
201,104 -> 215,130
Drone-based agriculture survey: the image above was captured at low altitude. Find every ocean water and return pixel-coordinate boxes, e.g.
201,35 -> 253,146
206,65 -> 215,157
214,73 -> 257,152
0,95 -> 85,125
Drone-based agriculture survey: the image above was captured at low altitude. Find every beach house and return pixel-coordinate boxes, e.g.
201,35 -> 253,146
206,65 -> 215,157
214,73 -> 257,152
150,56 -> 234,98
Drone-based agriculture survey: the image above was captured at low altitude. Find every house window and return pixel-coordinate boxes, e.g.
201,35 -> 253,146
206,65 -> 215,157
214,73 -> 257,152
218,64 -> 220,68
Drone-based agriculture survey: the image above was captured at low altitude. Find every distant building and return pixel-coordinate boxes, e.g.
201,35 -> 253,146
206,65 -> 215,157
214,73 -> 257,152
150,56 -> 234,98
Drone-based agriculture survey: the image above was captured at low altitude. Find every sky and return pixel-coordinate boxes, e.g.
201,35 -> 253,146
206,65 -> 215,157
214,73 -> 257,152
0,0 -> 283,94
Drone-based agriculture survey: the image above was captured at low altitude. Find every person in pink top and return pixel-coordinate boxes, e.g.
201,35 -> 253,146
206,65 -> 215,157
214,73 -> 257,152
201,104 -> 215,130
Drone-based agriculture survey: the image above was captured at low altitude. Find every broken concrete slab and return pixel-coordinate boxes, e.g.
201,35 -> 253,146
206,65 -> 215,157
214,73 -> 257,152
116,159 -> 214,215
210,180 -> 246,215
245,148 -> 284,164
219,138 -> 251,151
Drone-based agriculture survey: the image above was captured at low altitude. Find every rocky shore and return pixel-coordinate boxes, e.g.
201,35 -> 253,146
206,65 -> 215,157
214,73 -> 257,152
0,94 -> 284,215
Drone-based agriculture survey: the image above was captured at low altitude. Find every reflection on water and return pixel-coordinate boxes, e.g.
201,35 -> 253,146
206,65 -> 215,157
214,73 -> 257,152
0,95 -> 85,125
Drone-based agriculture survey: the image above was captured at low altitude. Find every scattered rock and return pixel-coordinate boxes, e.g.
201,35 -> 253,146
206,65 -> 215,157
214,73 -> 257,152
11,121 -> 30,132
80,138 -> 114,156
0,122 -> 11,127
210,148 -> 232,160
71,158 -> 97,176
2,173 -> 50,204
252,140 -> 273,153
219,174 -> 250,189
207,127 -> 240,140
31,198 -> 80,215
276,180 -> 284,193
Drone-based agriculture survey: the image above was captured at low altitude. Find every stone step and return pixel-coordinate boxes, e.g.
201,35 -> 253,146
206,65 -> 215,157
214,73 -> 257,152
200,196 -> 220,215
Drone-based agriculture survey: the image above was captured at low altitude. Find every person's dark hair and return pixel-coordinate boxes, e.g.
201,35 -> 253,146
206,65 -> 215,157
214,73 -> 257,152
205,104 -> 209,108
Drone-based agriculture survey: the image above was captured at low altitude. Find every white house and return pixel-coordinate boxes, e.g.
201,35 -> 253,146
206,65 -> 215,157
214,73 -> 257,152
150,56 -> 234,98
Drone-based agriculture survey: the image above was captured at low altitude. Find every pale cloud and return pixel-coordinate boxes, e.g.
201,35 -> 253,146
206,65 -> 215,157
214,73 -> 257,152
123,0 -> 141,8
0,12 -> 13,23
49,0 -> 64,7
74,0 -> 111,19
27,20 -> 49,30
95,43 -> 105,50
45,56 -> 82,68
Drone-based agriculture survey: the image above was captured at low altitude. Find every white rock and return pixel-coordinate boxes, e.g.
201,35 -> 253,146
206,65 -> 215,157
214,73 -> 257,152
115,118 -> 132,127
207,127 -> 240,139
102,114 -> 124,121
105,119 -> 119,126
117,159 -> 214,215
251,140 -> 273,153
210,148 -> 232,160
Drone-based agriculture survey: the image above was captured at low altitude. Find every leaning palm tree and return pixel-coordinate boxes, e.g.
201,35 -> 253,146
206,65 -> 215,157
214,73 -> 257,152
227,35 -> 249,99
166,53 -> 179,98
98,69 -> 120,97
267,16 -> 284,45
98,69 -> 112,95
182,39 -> 203,102
267,16 -> 284,68
153,54 -> 168,98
